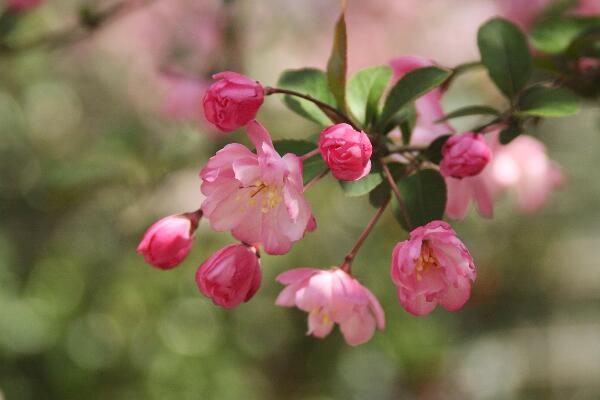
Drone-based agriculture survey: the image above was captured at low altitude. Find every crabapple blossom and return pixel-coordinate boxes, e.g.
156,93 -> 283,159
137,213 -> 200,269
7,0 -> 43,11
319,123 -> 372,181
196,244 -> 262,308
445,174 -> 494,219
391,221 -> 476,316
200,120 -> 314,255
202,72 -> 264,132
389,56 -> 453,146
275,268 -> 385,346
440,133 -> 492,179
490,135 -> 564,213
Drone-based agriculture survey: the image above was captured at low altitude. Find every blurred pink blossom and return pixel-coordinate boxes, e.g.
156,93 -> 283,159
196,244 -> 262,308
391,220 -> 476,316
490,134 -> 564,213
161,72 -> 208,124
275,268 -> 385,346
200,121 -> 314,255
6,0 -> 42,11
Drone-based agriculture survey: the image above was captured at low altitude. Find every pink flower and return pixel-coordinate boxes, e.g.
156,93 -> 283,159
319,123 -> 372,181
196,244 -> 261,308
137,213 -> 200,269
275,268 -> 385,346
200,120 -> 314,255
445,174 -> 494,220
389,56 -> 453,146
161,72 -> 208,125
490,135 -> 563,213
440,133 -> 492,179
391,221 -> 476,316
202,72 -> 264,132
7,0 -> 42,11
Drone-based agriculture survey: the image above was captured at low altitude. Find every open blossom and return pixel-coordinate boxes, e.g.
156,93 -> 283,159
319,123 -> 372,181
161,72 -> 209,125
137,213 -> 200,269
275,268 -> 385,346
490,135 -> 563,213
389,56 -> 453,146
196,244 -> 261,308
202,72 -> 264,132
200,120 -> 314,255
7,0 -> 43,11
440,133 -> 492,179
391,221 -> 476,316
445,174 -> 494,219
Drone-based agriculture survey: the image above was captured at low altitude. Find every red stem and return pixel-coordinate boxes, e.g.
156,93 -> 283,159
341,196 -> 390,273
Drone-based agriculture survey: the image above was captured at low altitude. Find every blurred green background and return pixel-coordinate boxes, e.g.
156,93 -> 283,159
1,0 -> 599,399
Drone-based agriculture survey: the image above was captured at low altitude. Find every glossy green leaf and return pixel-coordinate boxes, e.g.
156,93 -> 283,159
378,67 -> 451,129
394,169 -> 447,231
499,125 -> 521,144
302,156 -> 327,185
517,86 -> 580,117
326,12 -> 348,113
339,171 -> 383,197
478,18 -> 532,98
437,105 -> 501,122
277,68 -> 337,126
424,134 -> 452,165
272,139 -> 317,156
347,66 -> 392,126
530,16 -> 600,54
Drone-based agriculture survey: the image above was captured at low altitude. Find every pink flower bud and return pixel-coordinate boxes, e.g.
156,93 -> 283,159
202,71 -> 264,132
137,213 -> 199,270
318,123 -> 372,181
196,244 -> 262,308
391,221 -> 476,316
440,133 -> 492,179
7,0 -> 43,11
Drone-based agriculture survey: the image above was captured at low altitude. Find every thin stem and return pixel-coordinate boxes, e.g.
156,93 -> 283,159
264,86 -> 358,129
381,161 -> 412,230
300,147 -> 321,161
341,196 -> 390,273
303,169 -> 329,192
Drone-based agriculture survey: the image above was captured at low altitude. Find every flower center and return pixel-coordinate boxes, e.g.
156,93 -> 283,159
237,180 -> 283,214
415,241 -> 440,281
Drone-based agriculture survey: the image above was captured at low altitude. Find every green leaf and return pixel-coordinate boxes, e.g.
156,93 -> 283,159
339,172 -> 383,197
517,86 -> 580,117
368,180 -> 391,208
424,134 -> 452,165
394,169 -> 447,231
478,18 -> 532,98
302,157 -> 327,185
378,67 -> 451,129
272,139 -> 317,155
499,125 -> 521,144
326,12 -> 348,113
530,16 -> 600,54
437,105 -> 501,122
347,66 -> 392,126
272,139 -> 324,185
277,68 -> 337,126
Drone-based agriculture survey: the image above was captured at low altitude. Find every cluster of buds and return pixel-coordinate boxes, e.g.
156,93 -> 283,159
138,12 -> 578,346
